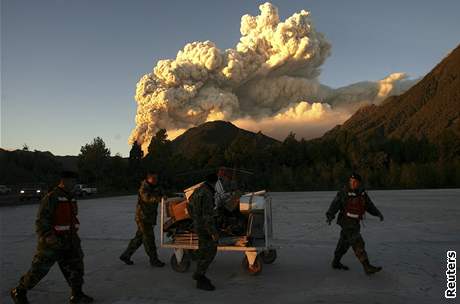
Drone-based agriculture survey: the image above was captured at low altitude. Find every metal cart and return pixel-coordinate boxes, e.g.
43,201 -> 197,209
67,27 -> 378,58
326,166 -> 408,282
160,191 -> 277,275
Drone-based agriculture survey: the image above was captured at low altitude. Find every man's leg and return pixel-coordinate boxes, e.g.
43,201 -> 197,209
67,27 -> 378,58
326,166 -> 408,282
18,247 -> 57,290
349,230 -> 368,263
349,230 -> 382,274
58,242 -> 84,289
120,229 -> 143,265
58,238 -> 93,303
11,245 -> 57,303
139,221 -> 164,267
194,233 -> 217,291
332,229 -> 350,270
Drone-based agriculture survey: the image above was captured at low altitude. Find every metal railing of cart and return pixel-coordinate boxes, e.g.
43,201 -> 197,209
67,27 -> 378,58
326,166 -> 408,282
160,191 -> 277,275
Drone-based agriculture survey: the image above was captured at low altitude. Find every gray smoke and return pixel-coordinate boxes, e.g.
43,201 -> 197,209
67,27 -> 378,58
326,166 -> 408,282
129,2 -> 417,150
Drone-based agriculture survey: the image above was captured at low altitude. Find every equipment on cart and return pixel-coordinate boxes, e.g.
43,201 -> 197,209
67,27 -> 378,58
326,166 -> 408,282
160,168 -> 277,275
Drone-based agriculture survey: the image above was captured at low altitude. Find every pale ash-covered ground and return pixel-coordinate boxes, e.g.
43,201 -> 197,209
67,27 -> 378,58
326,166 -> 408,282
1,189 -> 459,304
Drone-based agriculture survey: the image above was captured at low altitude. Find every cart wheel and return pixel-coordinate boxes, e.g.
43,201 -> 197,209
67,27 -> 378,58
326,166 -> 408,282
170,253 -> 191,273
260,249 -> 277,264
242,255 -> 263,275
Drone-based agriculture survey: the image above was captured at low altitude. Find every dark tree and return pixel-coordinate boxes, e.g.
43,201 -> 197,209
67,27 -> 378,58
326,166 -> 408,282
144,129 -> 173,188
129,142 -> 143,161
78,137 -> 111,186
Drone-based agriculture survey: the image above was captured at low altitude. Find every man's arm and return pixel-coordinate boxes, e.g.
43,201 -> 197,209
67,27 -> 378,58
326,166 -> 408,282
202,192 -> 218,237
326,191 -> 343,223
35,195 -> 57,237
365,193 -> 384,221
139,183 -> 161,205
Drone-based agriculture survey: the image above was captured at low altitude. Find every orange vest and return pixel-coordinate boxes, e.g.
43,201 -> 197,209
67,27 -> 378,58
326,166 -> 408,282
53,196 -> 80,234
344,192 -> 366,220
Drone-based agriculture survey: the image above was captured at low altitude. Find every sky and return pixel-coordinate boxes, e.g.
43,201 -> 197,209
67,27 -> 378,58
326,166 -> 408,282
1,0 -> 459,156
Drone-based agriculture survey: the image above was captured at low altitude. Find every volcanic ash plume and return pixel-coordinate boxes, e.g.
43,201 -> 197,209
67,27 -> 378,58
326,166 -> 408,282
129,2 -> 331,149
323,72 -> 418,110
129,2 -> 417,150
233,102 -> 351,141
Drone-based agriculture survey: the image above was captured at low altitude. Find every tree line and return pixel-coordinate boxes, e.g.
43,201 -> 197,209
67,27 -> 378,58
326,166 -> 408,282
127,128 -> 460,192
2,128 -> 459,193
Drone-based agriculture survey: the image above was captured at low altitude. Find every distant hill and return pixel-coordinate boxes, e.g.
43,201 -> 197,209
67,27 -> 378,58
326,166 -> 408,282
171,120 -> 279,158
324,44 -> 460,142
0,148 -> 74,185
54,155 -> 79,171
0,148 -> 133,190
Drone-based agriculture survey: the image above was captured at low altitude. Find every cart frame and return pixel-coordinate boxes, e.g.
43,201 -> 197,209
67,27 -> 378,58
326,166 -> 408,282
159,192 -> 276,274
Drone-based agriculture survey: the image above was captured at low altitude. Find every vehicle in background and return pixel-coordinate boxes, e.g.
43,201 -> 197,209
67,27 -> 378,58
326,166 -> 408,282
0,185 -> 12,195
19,184 -> 48,201
73,184 -> 98,197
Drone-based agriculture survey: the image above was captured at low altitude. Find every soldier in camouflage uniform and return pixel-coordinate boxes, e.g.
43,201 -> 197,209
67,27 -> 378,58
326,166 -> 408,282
326,173 -> 384,275
188,173 -> 219,291
120,172 -> 165,267
10,171 -> 93,304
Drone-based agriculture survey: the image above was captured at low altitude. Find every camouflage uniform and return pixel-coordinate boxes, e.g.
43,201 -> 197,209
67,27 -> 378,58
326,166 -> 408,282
121,180 -> 163,262
188,182 -> 218,276
17,187 -> 85,290
326,186 -> 383,263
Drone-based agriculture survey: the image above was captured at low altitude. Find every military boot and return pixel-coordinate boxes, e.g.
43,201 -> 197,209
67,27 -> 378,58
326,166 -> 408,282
10,287 -> 29,304
195,275 -> 215,291
150,257 -> 165,267
119,254 -> 134,265
332,257 -> 349,270
362,259 -> 382,275
69,286 -> 94,304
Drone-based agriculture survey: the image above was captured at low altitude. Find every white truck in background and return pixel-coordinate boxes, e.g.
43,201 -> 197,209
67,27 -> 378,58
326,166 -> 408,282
73,184 -> 97,197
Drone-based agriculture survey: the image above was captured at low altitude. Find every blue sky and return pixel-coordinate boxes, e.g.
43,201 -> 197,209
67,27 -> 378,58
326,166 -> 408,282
2,0 -> 459,156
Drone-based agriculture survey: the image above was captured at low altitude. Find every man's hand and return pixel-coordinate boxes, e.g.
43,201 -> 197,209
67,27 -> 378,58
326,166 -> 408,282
211,232 -> 219,242
379,214 -> 384,222
44,232 -> 58,246
326,213 -> 334,225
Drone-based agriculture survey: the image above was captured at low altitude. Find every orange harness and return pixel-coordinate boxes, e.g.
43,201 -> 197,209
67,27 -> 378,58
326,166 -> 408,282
344,192 -> 366,220
53,196 -> 80,234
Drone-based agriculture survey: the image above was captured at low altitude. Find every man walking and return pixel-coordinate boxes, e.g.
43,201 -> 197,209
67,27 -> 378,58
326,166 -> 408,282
11,171 -> 93,304
120,171 -> 165,267
188,173 -> 219,291
326,173 -> 384,275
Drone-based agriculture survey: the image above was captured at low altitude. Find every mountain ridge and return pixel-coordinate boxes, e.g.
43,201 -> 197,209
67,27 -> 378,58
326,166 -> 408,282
323,44 -> 460,142
170,120 -> 279,158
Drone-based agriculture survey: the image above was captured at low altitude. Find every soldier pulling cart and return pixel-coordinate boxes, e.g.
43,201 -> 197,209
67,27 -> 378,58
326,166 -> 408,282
160,168 -> 277,275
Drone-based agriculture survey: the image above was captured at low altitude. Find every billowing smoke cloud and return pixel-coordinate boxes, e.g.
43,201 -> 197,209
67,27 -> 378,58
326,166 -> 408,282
233,101 -> 350,141
130,2 -> 417,149
322,72 -> 419,111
